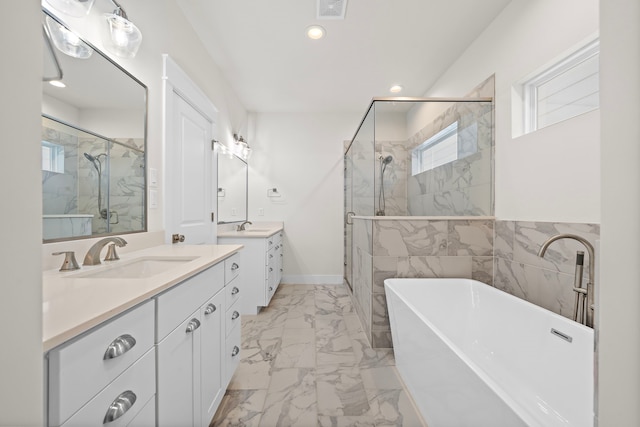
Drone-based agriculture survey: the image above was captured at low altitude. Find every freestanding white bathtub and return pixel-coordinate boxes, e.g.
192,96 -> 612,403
385,278 -> 594,427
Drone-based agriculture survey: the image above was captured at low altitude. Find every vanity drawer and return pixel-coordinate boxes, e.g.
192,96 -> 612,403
48,301 -> 154,427
224,252 -> 241,284
59,348 -> 156,427
225,299 -> 241,337
225,324 -> 241,386
156,263 -> 224,341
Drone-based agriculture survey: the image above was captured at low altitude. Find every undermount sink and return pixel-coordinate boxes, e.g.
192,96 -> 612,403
75,256 -> 198,279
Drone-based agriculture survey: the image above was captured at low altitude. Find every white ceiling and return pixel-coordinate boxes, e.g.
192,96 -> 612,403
177,0 -> 512,113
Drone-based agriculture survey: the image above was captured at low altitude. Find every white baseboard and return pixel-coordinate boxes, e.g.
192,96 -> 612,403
281,275 -> 344,285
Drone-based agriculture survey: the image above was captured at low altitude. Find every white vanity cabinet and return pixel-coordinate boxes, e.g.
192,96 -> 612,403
44,245 -> 243,427
156,263 -> 225,427
219,230 -> 283,314
47,301 -> 156,427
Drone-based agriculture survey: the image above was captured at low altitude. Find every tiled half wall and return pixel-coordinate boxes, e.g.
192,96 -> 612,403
350,218 -> 599,348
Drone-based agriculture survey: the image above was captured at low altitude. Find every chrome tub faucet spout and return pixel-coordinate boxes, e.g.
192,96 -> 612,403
538,234 -> 595,328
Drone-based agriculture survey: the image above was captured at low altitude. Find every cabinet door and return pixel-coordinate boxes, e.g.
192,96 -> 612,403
157,310 -> 201,427
200,291 -> 224,427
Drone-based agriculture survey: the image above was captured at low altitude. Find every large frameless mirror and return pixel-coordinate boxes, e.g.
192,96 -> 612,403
217,150 -> 248,224
41,9 -> 147,242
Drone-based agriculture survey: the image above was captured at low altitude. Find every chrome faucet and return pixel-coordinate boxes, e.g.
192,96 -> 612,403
83,237 -> 128,266
237,220 -> 252,231
538,234 -> 595,328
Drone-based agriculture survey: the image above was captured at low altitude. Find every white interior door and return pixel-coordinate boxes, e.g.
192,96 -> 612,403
170,94 -> 213,244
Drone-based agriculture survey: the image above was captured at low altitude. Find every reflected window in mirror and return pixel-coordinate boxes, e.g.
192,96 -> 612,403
41,9 -> 147,242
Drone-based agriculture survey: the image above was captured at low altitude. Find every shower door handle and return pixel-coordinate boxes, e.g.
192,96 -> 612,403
346,211 -> 355,225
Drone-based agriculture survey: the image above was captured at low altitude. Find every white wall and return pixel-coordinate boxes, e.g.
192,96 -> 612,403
424,0 -> 600,223
0,3 -> 44,425
598,0 -> 640,424
249,112 -> 361,283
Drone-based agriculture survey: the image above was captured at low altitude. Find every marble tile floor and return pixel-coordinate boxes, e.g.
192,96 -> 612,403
211,283 -> 427,427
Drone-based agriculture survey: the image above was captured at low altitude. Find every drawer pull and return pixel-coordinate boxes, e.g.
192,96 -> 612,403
103,334 -> 136,360
231,311 -> 240,320
185,318 -> 201,333
269,286 -> 273,292
231,346 -> 240,357
231,286 -> 240,296
103,390 -> 136,424
269,254 -> 273,259
204,304 -> 217,315
231,262 -> 239,271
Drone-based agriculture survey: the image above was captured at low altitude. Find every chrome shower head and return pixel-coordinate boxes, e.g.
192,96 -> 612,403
382,155 -> 393,165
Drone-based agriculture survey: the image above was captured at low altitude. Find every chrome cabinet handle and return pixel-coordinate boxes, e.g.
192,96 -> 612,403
103,390 -> 136,424
269,286 -> 273,292
231,286 -> 240,295
269,254 -> 273,259
204,303 -> 217,315
231,262 -> 239,271
268,240 -> 273,245
269,267 -> 273,272
185,318 -> 201,333
103,334 -> 136,360
231,346 -> 240,357
231,311 -> 240,320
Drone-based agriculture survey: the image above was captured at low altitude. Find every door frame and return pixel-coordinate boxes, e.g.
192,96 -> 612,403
162,54 -> 218,244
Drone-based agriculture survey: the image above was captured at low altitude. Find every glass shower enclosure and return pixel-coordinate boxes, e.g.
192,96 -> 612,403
344,97 -> 494,291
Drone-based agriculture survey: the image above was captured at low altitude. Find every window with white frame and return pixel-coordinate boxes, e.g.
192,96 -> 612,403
411,122 -> 458,176
42,141 -> 64,173
522,38 -> 599,134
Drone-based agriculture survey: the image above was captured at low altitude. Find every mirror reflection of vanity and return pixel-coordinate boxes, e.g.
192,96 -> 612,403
217,149 -> 248,224
41,9 -> 147,242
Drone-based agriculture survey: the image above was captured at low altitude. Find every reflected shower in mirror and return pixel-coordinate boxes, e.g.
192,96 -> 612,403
41,9 -> 147,242
217,145 -> 248,224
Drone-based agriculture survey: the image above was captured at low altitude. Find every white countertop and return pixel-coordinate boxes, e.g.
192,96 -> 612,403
218,224 -> 283,238
42,244 -> 242,352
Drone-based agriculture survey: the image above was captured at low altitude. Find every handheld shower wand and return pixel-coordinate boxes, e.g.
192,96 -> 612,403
83,152 -> 108,220
377,155 -> 393,216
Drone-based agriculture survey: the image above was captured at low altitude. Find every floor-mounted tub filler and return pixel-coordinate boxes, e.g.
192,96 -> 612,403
385,278 -> 594,427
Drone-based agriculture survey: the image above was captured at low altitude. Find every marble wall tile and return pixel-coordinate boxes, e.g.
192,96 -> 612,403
471,256 -> 494,285
373,256 -> 398,294
372,293 -> 389,329
373,220 -> 447,257
448,220 -> 494,256
493,258 -> 532,302
397,256 -> 473,279
513,221 -> 600,277
494,220 -> 515,260
371,330 -> 393,349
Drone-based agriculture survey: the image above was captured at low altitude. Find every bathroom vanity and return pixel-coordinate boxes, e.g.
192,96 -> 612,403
218,224 -> 283,314
43,244 -> 243,427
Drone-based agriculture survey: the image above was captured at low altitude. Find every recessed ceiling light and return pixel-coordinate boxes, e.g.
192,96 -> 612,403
390,85 -> 403,93
49,80 -> 66,88
306,25 -> 326,40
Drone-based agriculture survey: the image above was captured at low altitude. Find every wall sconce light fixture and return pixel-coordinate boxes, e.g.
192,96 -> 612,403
103,1 -> 142,58
233,133 -> 252,160
43,0 -> 142,59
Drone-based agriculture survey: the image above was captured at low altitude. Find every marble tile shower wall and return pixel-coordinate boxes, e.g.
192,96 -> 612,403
494,220 -> 600,320
406,101 -> 494,216
79,138 -> 145,234
352,218 -> 494,348
375,141 -> 408,216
